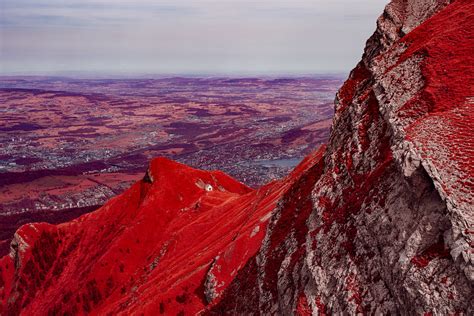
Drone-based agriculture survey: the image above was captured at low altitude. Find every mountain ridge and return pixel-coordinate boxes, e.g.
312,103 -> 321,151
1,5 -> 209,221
1,0 -> 473,314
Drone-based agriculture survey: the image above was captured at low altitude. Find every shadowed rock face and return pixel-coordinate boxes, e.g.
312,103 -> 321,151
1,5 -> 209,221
1,0 -> 473,314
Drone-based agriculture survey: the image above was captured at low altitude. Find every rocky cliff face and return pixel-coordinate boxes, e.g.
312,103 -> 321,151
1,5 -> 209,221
212,0 -> 473,314
1,0 -> 473,314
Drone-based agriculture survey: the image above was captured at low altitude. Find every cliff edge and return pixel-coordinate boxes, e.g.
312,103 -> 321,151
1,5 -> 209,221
1,0 -> 473,314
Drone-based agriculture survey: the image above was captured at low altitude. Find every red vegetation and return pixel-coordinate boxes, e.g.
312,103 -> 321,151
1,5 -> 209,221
411,238 -> 451,268
0,149 -> 325,315
1,0 -> 473,314
336,62 -> 372,115
295,293 -> 312,316
397,0 -> 474,200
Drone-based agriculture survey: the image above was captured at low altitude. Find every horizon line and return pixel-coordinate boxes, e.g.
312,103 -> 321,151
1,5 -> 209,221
0,71 -> 348,80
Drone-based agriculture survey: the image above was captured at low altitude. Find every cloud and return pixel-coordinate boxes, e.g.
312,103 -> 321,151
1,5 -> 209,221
2,0 -> 383,27
0,0 -> 389,75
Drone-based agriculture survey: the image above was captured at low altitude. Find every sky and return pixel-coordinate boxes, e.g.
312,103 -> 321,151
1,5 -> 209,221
0,0 -> 388,76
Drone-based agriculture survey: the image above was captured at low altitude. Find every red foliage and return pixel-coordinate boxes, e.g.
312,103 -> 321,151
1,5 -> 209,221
295,293 -> 312,316
0,149 -> 325,315
337,62 -> 372,115
397,0 -> 474,197
411,238 -> 450,268
315,296 -> 327,316
1,1 -> 473,314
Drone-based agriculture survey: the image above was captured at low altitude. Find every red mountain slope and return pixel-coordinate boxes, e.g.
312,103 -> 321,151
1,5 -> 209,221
0,151 -> 325,315
1,0 -> 473,314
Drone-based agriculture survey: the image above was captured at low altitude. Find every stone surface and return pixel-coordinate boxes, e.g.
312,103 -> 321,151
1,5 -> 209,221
0,0 -> 473,314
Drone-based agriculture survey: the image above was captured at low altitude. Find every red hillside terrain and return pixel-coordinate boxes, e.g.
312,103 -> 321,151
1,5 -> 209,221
0,151 -> 325,315
1,0 -> 473,314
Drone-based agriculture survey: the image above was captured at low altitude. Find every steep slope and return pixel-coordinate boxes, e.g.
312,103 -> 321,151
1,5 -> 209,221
210,0 -> 474,314
1,0 -> 473,314
0,151 -> 324,315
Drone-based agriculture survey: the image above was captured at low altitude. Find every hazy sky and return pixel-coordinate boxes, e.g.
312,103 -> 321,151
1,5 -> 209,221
0,0 -> 388,76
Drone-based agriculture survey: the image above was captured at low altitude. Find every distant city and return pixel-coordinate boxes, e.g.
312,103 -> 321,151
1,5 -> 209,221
0,75 -> 342,255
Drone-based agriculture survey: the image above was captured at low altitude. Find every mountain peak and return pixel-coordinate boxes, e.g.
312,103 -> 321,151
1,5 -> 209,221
1,0 -> 473,314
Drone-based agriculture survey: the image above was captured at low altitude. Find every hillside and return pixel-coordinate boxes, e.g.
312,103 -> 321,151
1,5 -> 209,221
1,0 -> 473,314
